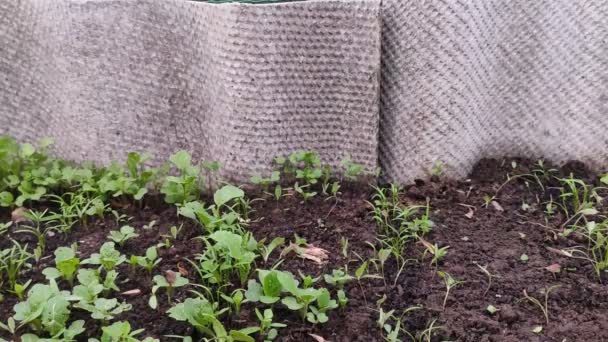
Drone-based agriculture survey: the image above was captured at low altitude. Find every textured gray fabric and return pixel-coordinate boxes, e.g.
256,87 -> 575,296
0,0 -> 381,181
380,0 -> 608,183
1,0 -> 607,184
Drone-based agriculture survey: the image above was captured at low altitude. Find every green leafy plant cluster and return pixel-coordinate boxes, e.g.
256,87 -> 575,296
0,136 -> 365,341
251,150 -> 367,201
245,270 -> 338,324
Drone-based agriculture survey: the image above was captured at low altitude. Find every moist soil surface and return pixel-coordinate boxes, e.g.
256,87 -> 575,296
2,158 -> 608,341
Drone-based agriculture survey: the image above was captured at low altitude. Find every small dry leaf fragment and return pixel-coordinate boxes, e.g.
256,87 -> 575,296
545,263 -> 561,274
121,289 -> 141,296
165,270 -> 177,284
518,232 -> 526,239
532,325 -> 543,334
110,199 -> 131,209
491,201 -> 504,212
308,334 -> 329,342
281,242 -> 329,264
546,247 -> 573,257
418,237 -> 434,253
11,207 -> 29,223
300,244 -> 329,264
177,262 -> 189,276
465,207 -> 475,219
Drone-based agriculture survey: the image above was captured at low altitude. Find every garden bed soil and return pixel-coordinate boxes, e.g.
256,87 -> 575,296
2,158 -> 608,341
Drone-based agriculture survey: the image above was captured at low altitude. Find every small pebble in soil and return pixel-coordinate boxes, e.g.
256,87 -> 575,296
498,305 -> 520,324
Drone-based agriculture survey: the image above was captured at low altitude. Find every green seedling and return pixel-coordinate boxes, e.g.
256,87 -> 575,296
337,290 -> 348,309
132,246 -> 162,273
274,184 -> 282,201
430,160 -> 444,177
103,270 -> 120,294
91,320 -> 158,342
150,271 -> 189,308
0,192 -> 14,207
294,182 -> 317,201
178,185 -> 246,234
254,308 -> 286,341
376,307 -> 395,330
486,305 -> 499,315
108,225 -> 139,246
281,151 -> 323,186
383,318 -> 402,342
340,237 -> 349,258
143,220 -> 157,230
73,269 -> 105,304
377,248 -> 391,279
0,241 -> 32,295
522,285 -> 561,324
13,321 -> 86,342
306,288 -> 338,324
482,195 -> 495,208
48,192 -> 106,230
279,277 -> 321,321
245,270 -> 283,304
221,289 -> 247,317
111,210 -> 130,225
251,171 -> 280,192
14,209 -> 59,252
168,296 -> 254,342
370,186 -> 433,284
160,151 -> 202,205
298,271 -> 320,289
75,298 -> 132,325
520,254 -> 529,263
364,243 -> 392,286
42,246 -> 80,287
83,242 -> 126,272
323,268 -> 354,289
192,230 -> 257,287
415,319 -> 446,342
340,157 -> 365,181
11,280 -> 81,338
421,239 -> 449,269
11,280 -> 32,301
579,220 -> 608,280
0,221 -> 11,235
258,237 -> 285,264
354,260 -> 382,282
0,317 -> 17,337
437,271 -> 465,311
320,164 -> 341,196
474,262 -> 500,296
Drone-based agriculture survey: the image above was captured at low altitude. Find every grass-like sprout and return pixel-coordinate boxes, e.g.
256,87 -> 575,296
522,285 -> 561,324
437,271 -> 464,311
473,262 -> 500,296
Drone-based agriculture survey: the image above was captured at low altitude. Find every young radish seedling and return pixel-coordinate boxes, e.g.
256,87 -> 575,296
150,270 -> 189,308
131,246 -> 162,274
220,289 -> 247,317
108,225 -> 139,246
522,285 -> 561,324
42,246 -> 80,287
437,271 -> 465,311
255,308 -> 286,341
473,262 -> 500,296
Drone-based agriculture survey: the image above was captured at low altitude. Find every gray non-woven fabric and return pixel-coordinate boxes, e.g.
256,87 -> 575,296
380,0 -> 608,183
1,0 -> 607,184
0,0 -> 381,181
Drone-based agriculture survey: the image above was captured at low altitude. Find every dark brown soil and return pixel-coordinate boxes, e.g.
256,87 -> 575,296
1,158 -> 608,341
